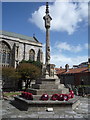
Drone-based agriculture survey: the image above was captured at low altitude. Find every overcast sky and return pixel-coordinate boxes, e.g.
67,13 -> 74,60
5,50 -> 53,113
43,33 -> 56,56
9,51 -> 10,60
2,0 -> 89,68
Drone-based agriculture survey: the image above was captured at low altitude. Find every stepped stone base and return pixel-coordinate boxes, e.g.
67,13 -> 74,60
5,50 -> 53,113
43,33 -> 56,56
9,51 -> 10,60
14,96 -> 80,111
27,88 -> 69,95
14,70 -> 80,111
27,78 -> 69,95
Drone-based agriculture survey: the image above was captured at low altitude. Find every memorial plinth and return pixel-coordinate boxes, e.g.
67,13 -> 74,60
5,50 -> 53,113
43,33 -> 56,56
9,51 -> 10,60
14,2 -> 80,111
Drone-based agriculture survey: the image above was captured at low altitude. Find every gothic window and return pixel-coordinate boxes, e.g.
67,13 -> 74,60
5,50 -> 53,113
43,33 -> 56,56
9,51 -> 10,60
29,49 -> 35,61
37,49 -> 40,62
7,53 -> 10,64
2,52 -> 6,63
37,49 -> 43,62
2,41 -> 11,66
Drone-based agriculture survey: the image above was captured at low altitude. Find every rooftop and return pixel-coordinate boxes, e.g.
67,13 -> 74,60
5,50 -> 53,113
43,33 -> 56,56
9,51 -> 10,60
0,31 -> 40,43
56,67 -> 89,75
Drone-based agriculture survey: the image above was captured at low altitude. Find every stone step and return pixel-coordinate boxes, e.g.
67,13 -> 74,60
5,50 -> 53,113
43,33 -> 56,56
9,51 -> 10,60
36,81 -> 55,84
32,84 -> 65,90
27,88 -> 69,95
32,84 -> 58,89
36,79 -> 60,85
58,84 -> 65,89
32,84 -> 59,89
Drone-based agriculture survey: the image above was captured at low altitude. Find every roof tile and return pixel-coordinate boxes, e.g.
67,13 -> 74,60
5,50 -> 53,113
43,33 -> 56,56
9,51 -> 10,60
55,67 -> 89,75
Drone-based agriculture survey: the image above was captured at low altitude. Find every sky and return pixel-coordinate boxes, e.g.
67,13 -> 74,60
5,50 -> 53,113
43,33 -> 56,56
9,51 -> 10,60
2,0 -> 89,68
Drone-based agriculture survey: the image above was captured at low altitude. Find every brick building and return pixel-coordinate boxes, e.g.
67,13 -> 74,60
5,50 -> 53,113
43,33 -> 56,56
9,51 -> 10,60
56,62 -> 90,86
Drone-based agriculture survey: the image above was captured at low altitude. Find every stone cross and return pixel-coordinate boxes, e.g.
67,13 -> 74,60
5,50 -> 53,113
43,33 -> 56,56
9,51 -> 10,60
43,2 -> 52,65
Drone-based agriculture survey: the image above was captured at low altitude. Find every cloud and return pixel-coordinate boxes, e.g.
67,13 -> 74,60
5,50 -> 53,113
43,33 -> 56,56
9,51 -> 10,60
51,42 -> 88,67
42,42 -> 88,67
84,43 -> 88,49
84,43 -> 90,50
51,54 -> 88,68
55,41 -> 83,53
30,5 -> 45,31
29,1 -> 88,35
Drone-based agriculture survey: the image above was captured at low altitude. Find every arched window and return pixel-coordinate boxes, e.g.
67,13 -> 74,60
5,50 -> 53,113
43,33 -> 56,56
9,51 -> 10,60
37,49 -> 43,62
1,41 -> 11,66
29,49 -> 35,61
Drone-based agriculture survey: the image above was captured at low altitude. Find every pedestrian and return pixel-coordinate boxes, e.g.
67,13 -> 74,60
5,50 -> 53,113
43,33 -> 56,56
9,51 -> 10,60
81,79 -> 85,97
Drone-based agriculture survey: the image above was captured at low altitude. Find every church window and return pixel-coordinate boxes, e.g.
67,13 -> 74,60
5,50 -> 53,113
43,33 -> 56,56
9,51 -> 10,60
7,53 -> 10,64
2,41 -> 11,66
2,52 -> 6,63
29,49 -> 35,61
37,49 -> 40,62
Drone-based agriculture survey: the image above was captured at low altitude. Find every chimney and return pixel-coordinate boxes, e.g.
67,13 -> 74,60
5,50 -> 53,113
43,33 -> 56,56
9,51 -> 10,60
60,66 -> 62,69
65,64 -> 69,72
88,58 -> 90,72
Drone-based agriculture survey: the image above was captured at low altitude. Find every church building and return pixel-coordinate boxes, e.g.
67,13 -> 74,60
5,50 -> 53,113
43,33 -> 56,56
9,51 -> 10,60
0,31 -> 43,68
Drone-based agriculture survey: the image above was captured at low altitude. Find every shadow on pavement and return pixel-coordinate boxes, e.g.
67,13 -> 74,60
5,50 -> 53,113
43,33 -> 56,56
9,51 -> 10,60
9,100 -> 28,111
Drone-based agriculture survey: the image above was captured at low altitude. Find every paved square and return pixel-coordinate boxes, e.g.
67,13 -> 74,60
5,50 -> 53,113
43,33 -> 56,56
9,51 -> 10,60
0,97 -> 89,119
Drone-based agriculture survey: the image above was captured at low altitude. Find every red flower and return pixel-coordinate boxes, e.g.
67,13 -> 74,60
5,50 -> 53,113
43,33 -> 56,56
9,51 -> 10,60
40,94 -> 49,101
58,94 -> 64,101
51,94 -> 59,101
27,93 -> 33,100
68,93 -> 72,99
70,90 -> 74,94
70,93 -> 74,98
21,92 -> 33,100
69,90 -> 74,98
21,92 -> 26,98
63,94 -> 70,101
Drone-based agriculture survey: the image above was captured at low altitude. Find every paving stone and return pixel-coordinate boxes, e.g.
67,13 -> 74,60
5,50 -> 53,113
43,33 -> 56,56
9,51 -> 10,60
53,114 -> 60,118
1,97 -> 90,119
73,114 -> 84,118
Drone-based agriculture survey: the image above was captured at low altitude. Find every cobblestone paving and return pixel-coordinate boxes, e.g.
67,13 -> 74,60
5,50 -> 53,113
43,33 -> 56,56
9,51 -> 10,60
0,97 -> 90,119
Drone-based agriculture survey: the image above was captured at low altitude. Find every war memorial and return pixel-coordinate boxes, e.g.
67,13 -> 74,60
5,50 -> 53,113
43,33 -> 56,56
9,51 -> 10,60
14,2 -> 80,112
